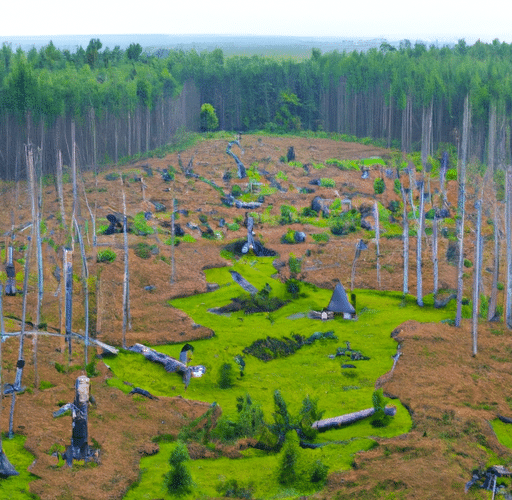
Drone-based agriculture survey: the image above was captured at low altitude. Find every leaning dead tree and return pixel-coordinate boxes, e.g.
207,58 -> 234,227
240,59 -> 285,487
226,140 -> 247,179
0,285 -> 18,476
52,375 -> 99,466
74,217 -> 90,366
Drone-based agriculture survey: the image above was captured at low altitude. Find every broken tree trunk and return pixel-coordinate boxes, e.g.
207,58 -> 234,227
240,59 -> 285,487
312,406 -> 396,431
121,183 -> 130,349
226,140 -> 247,178
0,285 -> 18,476
53,375 -> 99,466
128,343 -> 205,389
399,171 -> 409,296
5,245 -> 16,296
488,201 -> 500,321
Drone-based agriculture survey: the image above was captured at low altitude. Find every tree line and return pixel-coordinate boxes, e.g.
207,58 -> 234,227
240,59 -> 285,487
1,37 -> 512,179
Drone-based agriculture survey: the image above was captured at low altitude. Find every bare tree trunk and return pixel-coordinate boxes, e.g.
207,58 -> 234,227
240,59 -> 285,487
171,199 -> 176,284
488,201 -> 500,321
64,248 -> 73,361
10,239 -> 32,437
0,285 -> 18,475
506,167 -> 512,328
432,211 -> 439,297
456,95 -> 470,327
400,175 -> 409,296
121,180 -> 130,349
56,150 -> 66,229
416,180 -> 425,306
71,121 -> 80,220
472,199 -> 482,355
488,101 -> 497,173
73,217 -> 90,366
373,202 -> 381,289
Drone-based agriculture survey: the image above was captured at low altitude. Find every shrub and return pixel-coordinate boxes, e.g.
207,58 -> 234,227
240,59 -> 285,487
280,204 -> 297,224
371,388 -> 391,427
464,258 -> 473,268
231,185 -> 242,198
393,178 -> 401,195
309,459 -> 329,483
289,253 -> 302,277
374,177 -> 385,194
218,363 -> 234,389
311,232 -> 330,243
104,172 -> 119,181
278,436 -> 298,485
226,222 -> 240,231
446,168 -> 457,181
301,206 -> 318,217
216,479 -> 254,499
133,212 -> 154,236
285,279 -> 301,298
164,442 -> 193,495
320,178 -> 335,188
97,249 -> 116,263
134,242 -> 156,259
281,228 -> 296,244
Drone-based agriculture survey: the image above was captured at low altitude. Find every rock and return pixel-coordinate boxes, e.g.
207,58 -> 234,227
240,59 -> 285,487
294,231 -> 306,243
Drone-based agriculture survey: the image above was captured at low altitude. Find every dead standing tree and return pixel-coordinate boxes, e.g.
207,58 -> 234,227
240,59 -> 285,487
52,375 -> 99,466
416,179 -> 425,307
0,285 -> 18,476
455,95 -> 470,327
472,199 -> 483,355
373,202 -> 381,289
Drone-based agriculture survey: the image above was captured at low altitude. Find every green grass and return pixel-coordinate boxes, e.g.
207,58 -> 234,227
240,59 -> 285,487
99,257 -> 459,499
0,435 -> 37,498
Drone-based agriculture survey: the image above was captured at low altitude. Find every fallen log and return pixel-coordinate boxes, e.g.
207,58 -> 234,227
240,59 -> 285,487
128,343 -> 205,389
312,406 -> 396,431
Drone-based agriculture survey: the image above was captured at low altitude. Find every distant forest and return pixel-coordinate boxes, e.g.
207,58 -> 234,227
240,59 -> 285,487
1,37 -> 511,179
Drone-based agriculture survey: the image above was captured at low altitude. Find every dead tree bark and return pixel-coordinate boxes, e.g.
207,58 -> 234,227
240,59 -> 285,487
312,406 -> 397,431
488,200 -> 500,321
64,248 -> 73,361
74,217 -> 90,366
56,150 -> 66,229
456,95 -> 470,327
121,182 -> 130,349
171,199 -> 176,284
52,375 -> 99,466
71,121 -> 79,220
472,200 -> 482,355
9,239 -> 32,438
399,170 -> 409,296
506,167 -> 512,328
373,201 -> 381,289
416,180 -> 425,306
0,285 -> 18,475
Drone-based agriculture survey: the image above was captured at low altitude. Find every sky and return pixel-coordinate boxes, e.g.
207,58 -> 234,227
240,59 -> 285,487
1,0 -> 511,45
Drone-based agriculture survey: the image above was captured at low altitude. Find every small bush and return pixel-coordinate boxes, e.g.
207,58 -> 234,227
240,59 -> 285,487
97,249 -> 116,263
309,459 -> 329,483
374,177 -> 385,194
281,228 -> 296,244
446,168 -> 457,181
320,178 -> 335,188
231,185 -> 242,198
371,388 -> 391,428
133,212 -> 154,235
104,172 -> 119,181
393,178 -> 401,194
226,222 -> 240,231
464,258 -> 473,268
216,479 -> 254,499
218,363 -> 234,389
164,442 -> 193,495
134,242 -> 156,259
278,437 -> 298,485
39,380 -> 55,390
301,206 -> 318,217
311,232 -> 330,243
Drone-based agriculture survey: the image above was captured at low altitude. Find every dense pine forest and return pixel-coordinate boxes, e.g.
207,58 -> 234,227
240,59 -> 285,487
1,37 -> 512,179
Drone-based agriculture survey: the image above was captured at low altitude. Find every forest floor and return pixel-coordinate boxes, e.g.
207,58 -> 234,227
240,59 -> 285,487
0,133 -> 509,499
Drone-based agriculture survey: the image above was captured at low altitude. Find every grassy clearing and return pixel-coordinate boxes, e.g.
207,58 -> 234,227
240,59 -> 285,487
104,257 -> 456,498
0,435 -> 37,499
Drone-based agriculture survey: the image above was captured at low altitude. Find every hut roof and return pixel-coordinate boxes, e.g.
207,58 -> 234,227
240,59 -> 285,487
326,283 -> 355,314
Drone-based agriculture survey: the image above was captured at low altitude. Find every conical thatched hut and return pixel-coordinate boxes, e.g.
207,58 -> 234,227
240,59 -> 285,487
326,282 -> 356,319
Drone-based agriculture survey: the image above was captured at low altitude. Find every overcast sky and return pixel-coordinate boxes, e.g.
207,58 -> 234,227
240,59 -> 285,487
1,0 -> 510,44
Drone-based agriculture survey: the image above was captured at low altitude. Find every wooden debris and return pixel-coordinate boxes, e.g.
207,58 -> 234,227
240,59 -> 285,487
312,406 -> 396,431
